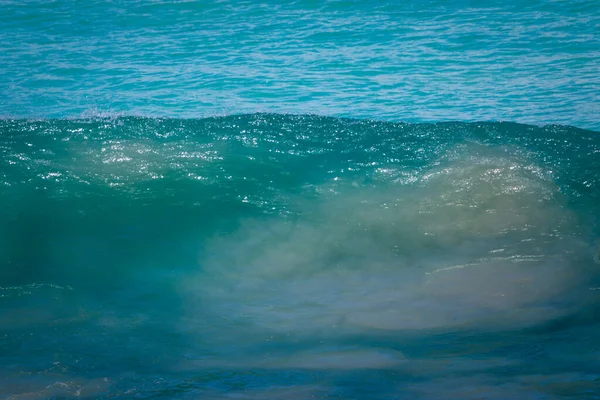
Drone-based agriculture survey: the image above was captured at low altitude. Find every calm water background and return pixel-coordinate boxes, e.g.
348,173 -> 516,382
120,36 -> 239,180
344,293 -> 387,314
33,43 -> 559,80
1,0 -> 599,129
1,1 -> 600,399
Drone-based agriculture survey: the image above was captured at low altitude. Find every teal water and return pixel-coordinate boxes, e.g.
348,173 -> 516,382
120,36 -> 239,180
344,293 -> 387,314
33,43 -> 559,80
1,115 -> 599,398
1,0 -> 599,129
2,1 -> 600,399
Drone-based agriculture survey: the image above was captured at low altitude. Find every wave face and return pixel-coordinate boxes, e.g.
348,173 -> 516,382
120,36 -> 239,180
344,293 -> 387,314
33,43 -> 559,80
1,114 -> 600,398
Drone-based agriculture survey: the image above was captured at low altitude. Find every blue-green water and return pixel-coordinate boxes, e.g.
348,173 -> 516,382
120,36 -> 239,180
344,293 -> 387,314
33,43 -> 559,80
1,2 -> 600,399
1,0 -> 599,129
1,116 -> 599,398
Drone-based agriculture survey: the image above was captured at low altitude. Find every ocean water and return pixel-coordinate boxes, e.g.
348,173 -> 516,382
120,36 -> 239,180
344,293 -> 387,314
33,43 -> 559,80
1,0 -> 599,128
1,2 -> 600,400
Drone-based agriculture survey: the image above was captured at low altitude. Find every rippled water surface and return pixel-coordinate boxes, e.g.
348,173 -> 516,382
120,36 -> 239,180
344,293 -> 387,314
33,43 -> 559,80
1,0 -> 599,129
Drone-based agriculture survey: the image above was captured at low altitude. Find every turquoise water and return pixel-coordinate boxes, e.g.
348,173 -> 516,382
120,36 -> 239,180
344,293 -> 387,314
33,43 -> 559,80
2,116 -> 600,398
1,0 -> 599,129
1,2 -> 600,399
